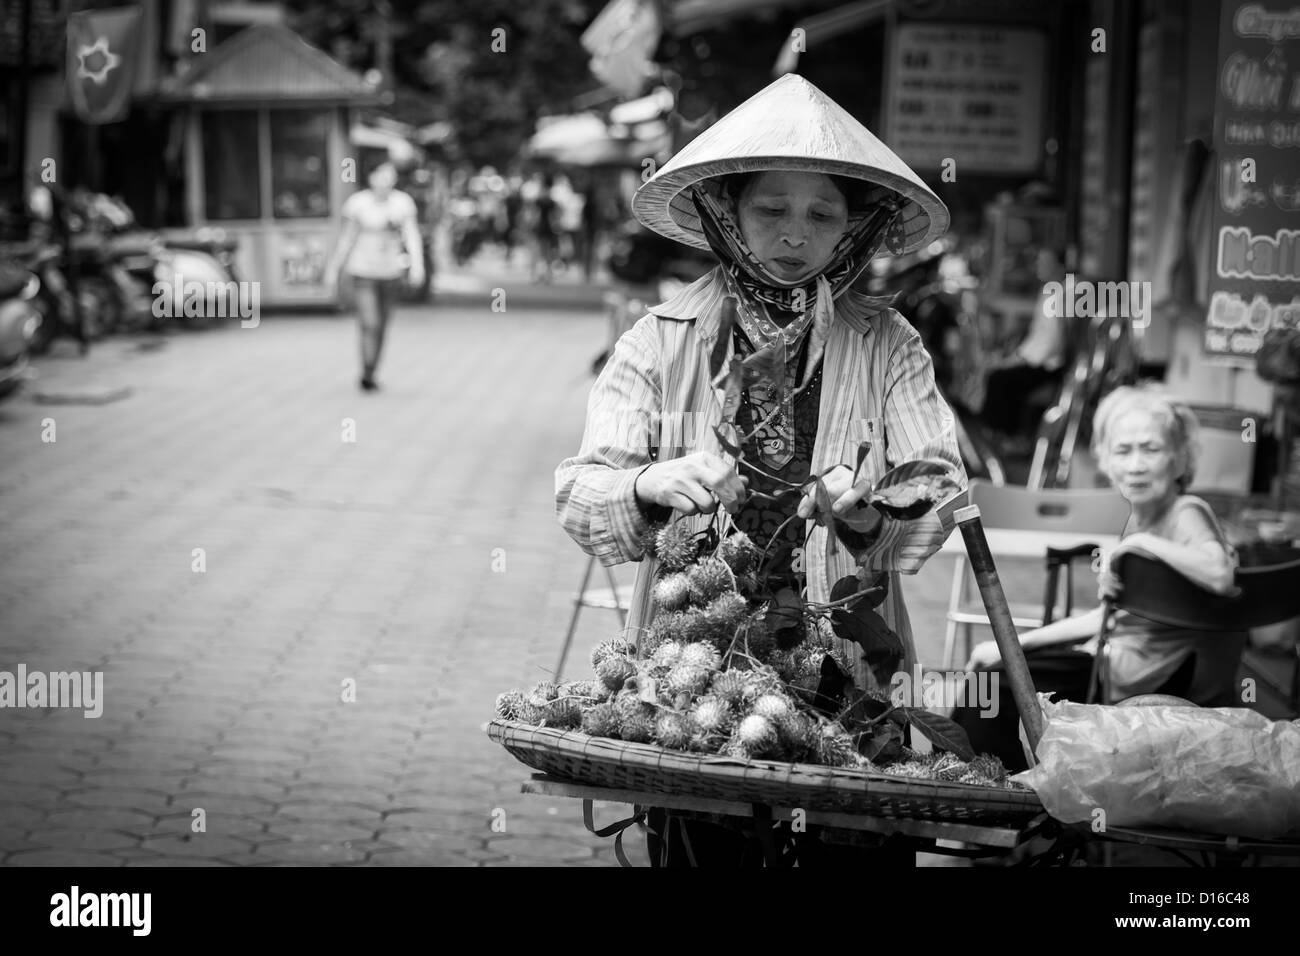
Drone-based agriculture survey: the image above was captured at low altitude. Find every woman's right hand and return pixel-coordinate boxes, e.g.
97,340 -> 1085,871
634,452 -> 748,516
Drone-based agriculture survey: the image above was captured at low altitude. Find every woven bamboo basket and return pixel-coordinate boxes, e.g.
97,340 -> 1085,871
487,719 -> 1044,825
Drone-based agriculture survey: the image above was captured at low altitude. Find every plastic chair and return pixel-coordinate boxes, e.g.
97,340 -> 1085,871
942,480 -> 1130,668
1089,551 -> 1300,704
554,554 -> 635,681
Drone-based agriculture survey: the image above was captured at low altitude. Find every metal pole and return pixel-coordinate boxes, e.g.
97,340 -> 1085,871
954,504 -> 1045,760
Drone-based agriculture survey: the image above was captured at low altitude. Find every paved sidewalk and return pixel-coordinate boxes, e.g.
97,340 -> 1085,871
0,299 -> 654,866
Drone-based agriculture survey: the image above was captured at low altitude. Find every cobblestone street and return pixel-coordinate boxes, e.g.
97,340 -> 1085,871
0,267 -> 1060,867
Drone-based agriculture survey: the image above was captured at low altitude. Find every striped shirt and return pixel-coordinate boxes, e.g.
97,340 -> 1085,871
555,266 -> 968,691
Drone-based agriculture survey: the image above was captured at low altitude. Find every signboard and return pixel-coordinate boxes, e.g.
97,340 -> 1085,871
885,23 -> 1045,174
1205,1 -> 1300,363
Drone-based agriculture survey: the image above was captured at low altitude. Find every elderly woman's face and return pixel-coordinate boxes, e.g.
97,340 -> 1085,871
1104,410 -> 1179,507
735,171 -> 850,283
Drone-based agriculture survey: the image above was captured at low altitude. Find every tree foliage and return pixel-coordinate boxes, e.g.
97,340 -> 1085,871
284,0 -> 607,167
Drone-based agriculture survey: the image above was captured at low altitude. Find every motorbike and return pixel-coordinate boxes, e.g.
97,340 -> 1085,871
0,237 -> 116,355
68,192 -> 242,332
0,262 -> 40,400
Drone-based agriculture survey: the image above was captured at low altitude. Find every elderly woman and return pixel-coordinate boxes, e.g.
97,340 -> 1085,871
556,75 -> 966,866
956,384 -> 1242,771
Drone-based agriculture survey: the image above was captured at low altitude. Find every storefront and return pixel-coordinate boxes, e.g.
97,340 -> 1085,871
161,24 -> 381,306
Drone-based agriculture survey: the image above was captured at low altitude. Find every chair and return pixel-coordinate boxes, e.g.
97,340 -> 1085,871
941,480 -> 1130,669
554,554 -> 635,681
1089,552 -> 1300,704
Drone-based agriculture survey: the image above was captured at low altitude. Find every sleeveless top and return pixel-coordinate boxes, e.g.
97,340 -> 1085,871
1105,495 -> 1244,706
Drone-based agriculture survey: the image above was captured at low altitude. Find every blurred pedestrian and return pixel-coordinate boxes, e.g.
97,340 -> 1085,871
531,174 -> 559,283
327,160 -> 424,391
503,174 -> 524,266
980,246 -> 1068,443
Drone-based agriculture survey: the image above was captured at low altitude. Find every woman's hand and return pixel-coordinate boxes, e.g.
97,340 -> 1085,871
795,464 -> 872,522
967,640 -> 1002,670
1097,567 -> 1122,601
1097,535 -> 1157,601
634,452 -> 748,516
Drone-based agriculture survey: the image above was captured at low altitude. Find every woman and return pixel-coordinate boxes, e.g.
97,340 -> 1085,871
327,160 -> 424,391
555,74 -> 966,865
956,384 -> 1242,771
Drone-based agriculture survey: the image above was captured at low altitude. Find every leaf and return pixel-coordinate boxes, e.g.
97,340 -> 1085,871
858,720 -> 903,762
815,477 -> 837,573
831,606 -> 903,668
833,513 -> 884,560
838,500 -> 884,533
709,297 -> 737,382
842,691 -> 891,727
870,472 -> 962,521
803,654 -> 849,717
829,574 -> 885,613
860,571 -> 889,608
898,708 -> 976,762
713,424 -> 742,458
851,440 -> 872,485
765,588 -> 804,647
872,498 -> 934,521
829,575 -> 860,604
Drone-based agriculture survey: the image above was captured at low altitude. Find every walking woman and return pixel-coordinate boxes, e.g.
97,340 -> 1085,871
327,160 -> 424,391
556,74 -> 966,865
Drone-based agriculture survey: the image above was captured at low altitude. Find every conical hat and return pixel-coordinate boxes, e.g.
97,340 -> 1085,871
633,73 -> 948,254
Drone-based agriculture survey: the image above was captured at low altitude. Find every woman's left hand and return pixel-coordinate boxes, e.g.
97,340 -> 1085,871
795,464 -> 872,522
407,266 -> 425,289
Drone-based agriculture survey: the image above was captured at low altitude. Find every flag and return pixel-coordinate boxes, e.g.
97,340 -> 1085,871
581,0 -> 662,98
66,6 -> 143,125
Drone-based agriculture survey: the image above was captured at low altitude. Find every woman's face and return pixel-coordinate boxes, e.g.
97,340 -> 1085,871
1104,410 -> 1180,507
369,164 -> 397,196
735,171 -> 850,283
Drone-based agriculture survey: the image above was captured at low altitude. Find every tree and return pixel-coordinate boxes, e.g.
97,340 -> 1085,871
285,0 -> 606,167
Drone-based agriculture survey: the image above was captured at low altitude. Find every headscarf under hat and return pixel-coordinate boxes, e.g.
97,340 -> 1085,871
690,174 -> 904,467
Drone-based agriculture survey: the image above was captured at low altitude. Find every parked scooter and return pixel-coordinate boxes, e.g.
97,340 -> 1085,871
0,237 -> 115,354
0,262 -> 40,399
72,193 -> 242,331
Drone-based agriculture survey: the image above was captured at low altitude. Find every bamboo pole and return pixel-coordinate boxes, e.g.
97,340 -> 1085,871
954,504 -> 1045,761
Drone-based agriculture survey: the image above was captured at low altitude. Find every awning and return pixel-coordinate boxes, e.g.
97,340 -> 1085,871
527,112 -> 669,168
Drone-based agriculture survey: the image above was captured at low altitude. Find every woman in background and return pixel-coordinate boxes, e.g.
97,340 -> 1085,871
955,385 -> 1242,771
327,160 -> 424,391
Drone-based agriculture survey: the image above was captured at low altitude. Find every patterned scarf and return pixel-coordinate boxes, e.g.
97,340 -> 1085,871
692,180 -> 903,467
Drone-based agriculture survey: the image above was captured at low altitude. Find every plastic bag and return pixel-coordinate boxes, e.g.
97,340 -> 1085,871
1012,695 -> 1300,839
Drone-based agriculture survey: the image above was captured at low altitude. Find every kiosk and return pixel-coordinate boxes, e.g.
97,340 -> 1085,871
162,24 -> 382,306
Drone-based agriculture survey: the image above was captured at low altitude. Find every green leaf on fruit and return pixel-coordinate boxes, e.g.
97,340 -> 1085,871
898,708 -> 976,762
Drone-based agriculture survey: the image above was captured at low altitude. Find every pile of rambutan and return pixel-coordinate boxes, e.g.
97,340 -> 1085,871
493,519 -> 1013,786
493,521 -> 869,769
